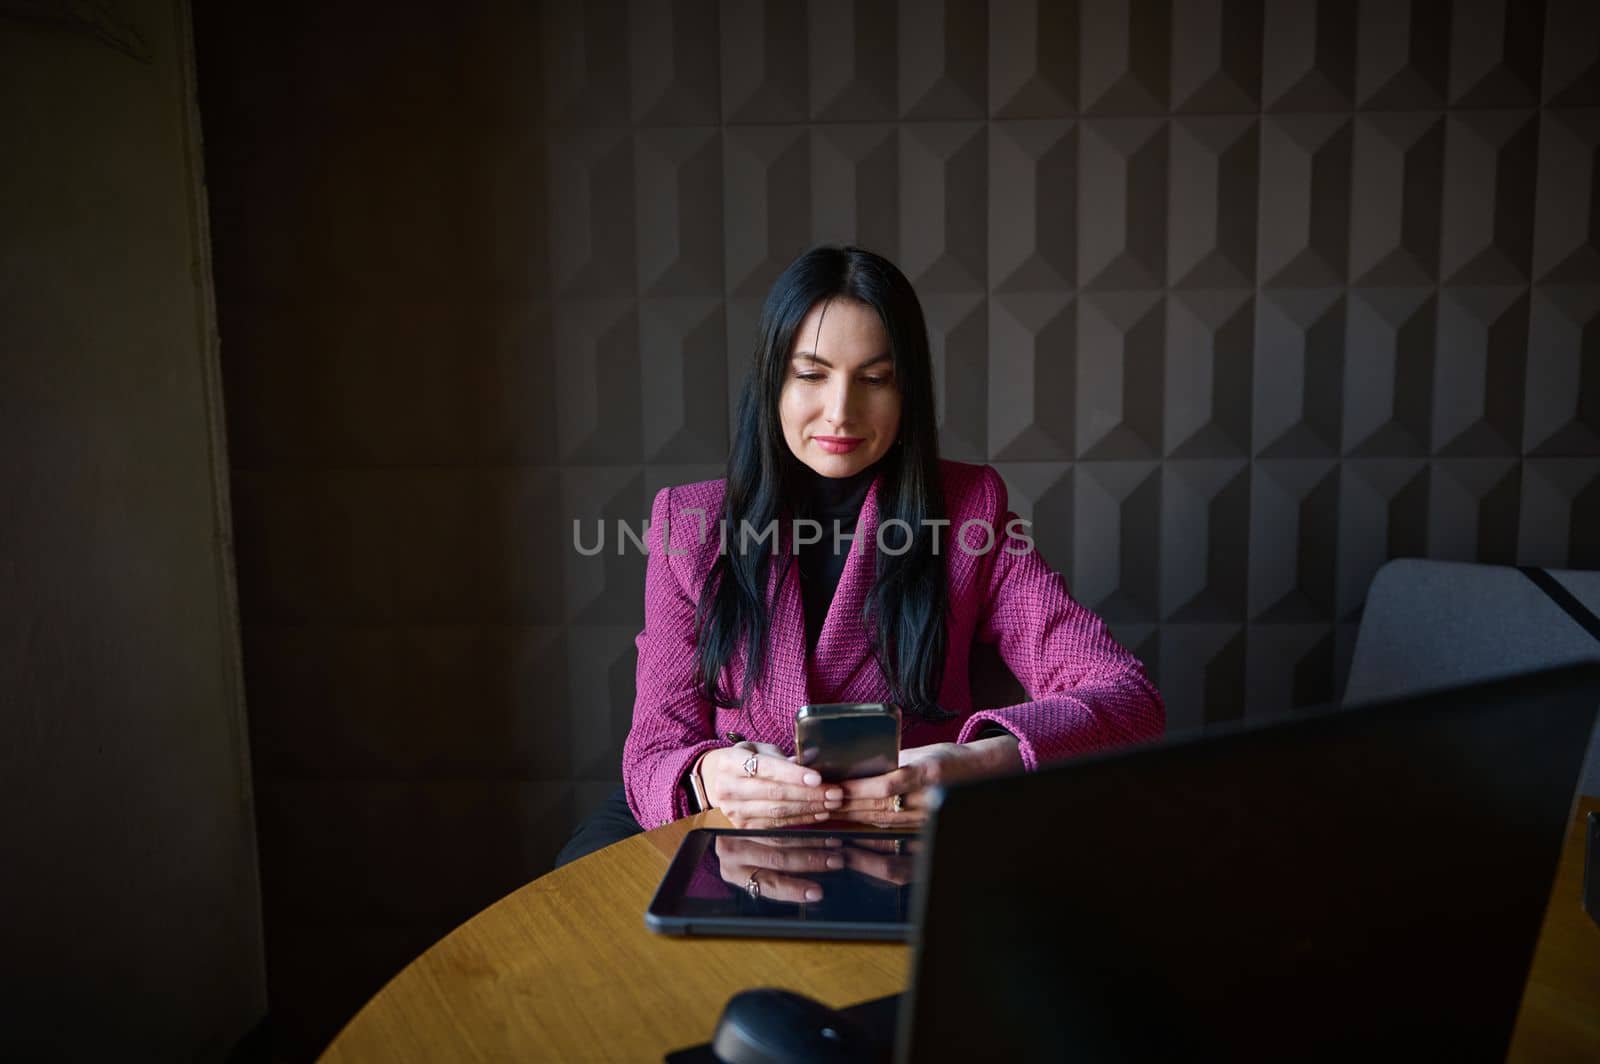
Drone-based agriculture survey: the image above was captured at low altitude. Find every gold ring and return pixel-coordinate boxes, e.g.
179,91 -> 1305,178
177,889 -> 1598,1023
745,871 -> 761,900
742,753 -> 759,777
892,794 -> 905,813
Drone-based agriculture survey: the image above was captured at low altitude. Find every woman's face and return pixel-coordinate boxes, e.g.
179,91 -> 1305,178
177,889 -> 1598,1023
779,298 -> 902,479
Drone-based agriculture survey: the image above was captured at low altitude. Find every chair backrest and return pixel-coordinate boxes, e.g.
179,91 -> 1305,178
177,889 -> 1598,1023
1344,558 -> 1600,796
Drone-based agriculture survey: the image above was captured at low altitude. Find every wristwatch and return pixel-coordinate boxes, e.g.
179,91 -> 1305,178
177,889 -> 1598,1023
686,752 -> 712,813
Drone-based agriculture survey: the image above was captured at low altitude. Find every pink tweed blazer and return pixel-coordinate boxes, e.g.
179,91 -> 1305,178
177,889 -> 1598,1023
622,460 -> 1165,828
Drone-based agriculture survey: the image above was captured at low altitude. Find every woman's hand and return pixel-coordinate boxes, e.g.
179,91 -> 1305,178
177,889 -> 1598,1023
832,735 -> 1022,828
700,742 -> 844,828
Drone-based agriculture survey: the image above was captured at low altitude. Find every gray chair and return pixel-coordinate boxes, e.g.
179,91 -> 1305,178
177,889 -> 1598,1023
1344,558 -> 1600,797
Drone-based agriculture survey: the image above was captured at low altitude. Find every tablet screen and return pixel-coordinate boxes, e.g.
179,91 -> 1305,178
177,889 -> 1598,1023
646,828 -> 921,940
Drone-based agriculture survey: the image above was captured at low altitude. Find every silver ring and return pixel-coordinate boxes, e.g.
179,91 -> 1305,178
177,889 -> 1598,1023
742,753 -> 759,778
745,871 -> 761,899
892,794 -> 905,813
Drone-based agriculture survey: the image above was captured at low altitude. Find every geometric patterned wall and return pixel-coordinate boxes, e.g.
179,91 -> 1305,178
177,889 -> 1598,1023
545,0 -> 1600,742
197,0 -> 1600,1055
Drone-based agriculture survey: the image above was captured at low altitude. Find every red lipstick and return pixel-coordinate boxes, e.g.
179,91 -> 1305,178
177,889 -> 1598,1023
814,436 -> 864,455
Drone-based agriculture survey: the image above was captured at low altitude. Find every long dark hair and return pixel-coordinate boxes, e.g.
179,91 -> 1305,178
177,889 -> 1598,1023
693,246 -> 951,720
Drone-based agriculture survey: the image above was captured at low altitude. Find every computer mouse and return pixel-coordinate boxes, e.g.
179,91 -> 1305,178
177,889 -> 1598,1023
710,988 -> 883,1064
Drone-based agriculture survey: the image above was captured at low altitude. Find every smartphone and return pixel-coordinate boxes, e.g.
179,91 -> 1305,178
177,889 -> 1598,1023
794,702 -> 901,781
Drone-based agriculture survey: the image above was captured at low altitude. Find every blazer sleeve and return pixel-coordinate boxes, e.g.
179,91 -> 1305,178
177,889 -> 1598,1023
620,486 -> 727,829
955,466 -> 1165,769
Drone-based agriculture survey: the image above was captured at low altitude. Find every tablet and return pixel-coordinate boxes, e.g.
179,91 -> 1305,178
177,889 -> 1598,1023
645,828 -> 920,941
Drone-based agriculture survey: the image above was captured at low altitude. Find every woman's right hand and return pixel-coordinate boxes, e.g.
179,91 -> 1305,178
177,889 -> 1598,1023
700,742 -> 843,828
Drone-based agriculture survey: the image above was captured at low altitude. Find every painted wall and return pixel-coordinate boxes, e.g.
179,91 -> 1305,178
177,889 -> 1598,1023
0,1 -> 264,1058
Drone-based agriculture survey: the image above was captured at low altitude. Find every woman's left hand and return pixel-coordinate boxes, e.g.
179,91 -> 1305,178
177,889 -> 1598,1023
832,735 -> 1022,828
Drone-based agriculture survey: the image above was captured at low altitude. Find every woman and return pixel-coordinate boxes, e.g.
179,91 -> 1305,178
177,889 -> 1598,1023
555,246 -> 1162,866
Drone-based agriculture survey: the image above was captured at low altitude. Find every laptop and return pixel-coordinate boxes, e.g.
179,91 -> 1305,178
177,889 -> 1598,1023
669,663 -> 1599,1061
894,662 -> 1600,1062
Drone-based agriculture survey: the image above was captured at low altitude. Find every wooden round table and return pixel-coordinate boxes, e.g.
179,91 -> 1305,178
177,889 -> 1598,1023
321,801 -> 1600,1061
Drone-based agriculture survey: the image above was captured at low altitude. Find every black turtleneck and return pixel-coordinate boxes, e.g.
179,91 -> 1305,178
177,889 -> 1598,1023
795,463 -> 877,654
788,463 -> 1011,740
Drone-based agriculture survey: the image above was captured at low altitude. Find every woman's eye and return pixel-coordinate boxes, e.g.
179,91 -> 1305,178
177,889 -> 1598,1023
861,376 -> 890,386
795,371 -> 825,382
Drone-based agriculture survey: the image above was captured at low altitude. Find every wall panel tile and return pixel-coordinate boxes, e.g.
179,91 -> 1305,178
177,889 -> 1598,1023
636,127 -> 724,296
725,126 -> 812,297
721,0 -> 809,122
1440,110 -> 1540,285
1524,284 -> 1600,455
1432,286 -> 1530,455
1158,623 -> 1246,730
1533,109 -> 1600,284
1354,0 -> 1450,110
1543,0 -> 1600,106
639,298 -> 730,463
560,467 -> 651,625
1080,0 -> 1170,114
899,122 -> 987,291
1261,0 -> 1356,112
629,0 -> 722,125
924,293 -> 989,460
1254,289 -> 1345,458
553,299 -> 642,462
1343,287 -> 1436,456
989,0 -> 1077,117
1077,291 -> 1165,459
989,292 -> 1075,460
1245,622 -> 1338,712
547,129 -> 636,297
899,0 -> 988,119
1338,457 -> 1431,617
1428,457 -> 1523,561
1170,0 -> 1263,113
1248,458 -> 1340,622
1079,118 -> 1168,289
990,120 -> 1076,292
1349,112 -> 1444,287
809,0 -> 898,120
1449,0 -> 1545,107
1258,115 -> 1352,287
541,0 -> 630,126
1072,460 -> 1161,622
566,625 -> 646,780
811,123 -> 900,254
1166,290 -> 1254,458
1169,116 -> 1259,289
724,297 -> 763,441
990,462 -> 1075,582
1161,459 -> 1250,621
1519,458 -> 1600,566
